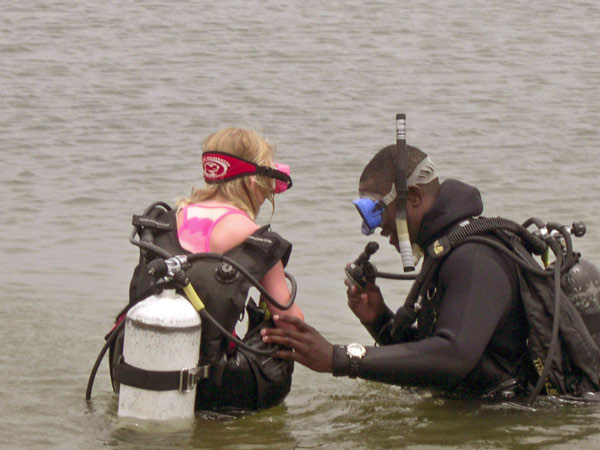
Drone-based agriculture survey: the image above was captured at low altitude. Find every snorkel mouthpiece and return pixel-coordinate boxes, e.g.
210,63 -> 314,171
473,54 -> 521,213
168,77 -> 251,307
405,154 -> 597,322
395,113 -> 415,272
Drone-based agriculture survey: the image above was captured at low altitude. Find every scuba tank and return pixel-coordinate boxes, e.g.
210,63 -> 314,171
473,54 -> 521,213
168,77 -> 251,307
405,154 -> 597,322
562,257 -> 600,348
117,290 -> 201,420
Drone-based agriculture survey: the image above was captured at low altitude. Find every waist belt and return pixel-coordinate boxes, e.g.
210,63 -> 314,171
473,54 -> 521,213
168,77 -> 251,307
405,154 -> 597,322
115,356 -> 210,393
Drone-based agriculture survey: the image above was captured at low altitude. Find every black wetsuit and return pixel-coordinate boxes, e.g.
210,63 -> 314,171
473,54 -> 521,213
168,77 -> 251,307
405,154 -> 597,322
333,179 -> 531,395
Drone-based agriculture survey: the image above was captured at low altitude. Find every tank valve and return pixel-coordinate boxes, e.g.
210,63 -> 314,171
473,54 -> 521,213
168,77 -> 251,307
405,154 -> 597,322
571,221 -> 586,237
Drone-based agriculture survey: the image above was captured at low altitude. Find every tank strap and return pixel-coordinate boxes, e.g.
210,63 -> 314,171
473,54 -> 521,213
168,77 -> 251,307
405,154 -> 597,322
115,356 -> 210,393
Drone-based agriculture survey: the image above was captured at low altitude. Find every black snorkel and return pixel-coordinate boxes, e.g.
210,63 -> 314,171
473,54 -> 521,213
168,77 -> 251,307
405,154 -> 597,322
395,113 -> 415,272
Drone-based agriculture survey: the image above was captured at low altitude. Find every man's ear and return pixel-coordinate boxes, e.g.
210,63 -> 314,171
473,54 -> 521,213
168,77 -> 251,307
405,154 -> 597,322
407,185 -> 423,207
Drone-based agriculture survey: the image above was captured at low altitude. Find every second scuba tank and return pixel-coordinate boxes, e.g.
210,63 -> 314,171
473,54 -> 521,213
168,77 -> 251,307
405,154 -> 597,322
562,258 -> 600,348
117,290 -> 201,420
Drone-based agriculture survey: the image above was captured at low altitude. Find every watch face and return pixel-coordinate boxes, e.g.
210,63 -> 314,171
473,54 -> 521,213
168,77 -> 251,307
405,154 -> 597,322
347,343 -> 366,358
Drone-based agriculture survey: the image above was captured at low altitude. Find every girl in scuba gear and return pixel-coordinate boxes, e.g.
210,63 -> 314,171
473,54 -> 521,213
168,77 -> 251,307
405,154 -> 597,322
176,127 -> 304,327
85,127 -> 304,412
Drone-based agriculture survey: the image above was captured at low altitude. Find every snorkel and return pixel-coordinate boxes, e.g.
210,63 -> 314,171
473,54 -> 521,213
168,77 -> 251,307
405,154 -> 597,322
395,113 -> 415,272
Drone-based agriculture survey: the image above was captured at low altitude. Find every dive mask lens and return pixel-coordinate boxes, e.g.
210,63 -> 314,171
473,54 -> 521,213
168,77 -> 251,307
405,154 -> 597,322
353,197 -> 384,236
274,163 -> 292,193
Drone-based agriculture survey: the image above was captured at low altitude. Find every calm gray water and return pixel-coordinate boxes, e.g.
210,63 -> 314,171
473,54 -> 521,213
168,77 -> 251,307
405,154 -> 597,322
1,0 -> 599,448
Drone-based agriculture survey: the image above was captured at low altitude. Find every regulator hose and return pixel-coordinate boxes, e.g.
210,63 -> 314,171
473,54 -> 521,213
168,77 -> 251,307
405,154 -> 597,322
85,318 -> 125,401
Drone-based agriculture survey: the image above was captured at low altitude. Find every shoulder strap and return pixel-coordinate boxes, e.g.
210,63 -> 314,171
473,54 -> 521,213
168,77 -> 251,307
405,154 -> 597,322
225,225 -> 292,276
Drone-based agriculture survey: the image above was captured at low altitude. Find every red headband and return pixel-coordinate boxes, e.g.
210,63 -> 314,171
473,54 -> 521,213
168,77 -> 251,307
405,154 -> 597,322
202,151 -> 258,183
202,151 -> 293,191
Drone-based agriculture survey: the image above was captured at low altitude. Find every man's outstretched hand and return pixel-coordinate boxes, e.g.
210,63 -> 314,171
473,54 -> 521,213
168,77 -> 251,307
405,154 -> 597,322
261,315 -> 334,373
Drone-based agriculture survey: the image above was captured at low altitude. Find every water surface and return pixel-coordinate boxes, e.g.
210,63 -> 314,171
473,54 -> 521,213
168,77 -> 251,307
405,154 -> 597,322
1,1 -> 599,448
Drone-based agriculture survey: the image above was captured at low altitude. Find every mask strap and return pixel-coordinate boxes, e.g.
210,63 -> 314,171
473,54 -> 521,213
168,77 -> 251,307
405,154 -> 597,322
202,151 -> 292,190
381,185 -> 396,206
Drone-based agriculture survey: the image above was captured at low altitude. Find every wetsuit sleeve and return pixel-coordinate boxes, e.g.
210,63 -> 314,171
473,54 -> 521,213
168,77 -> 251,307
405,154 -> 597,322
332,243 -> 515,389
360,307 -> 396,344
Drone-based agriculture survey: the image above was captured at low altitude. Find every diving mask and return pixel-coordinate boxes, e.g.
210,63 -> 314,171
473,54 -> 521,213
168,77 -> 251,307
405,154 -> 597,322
274,163 -> 291,193
352,187 -> 396,235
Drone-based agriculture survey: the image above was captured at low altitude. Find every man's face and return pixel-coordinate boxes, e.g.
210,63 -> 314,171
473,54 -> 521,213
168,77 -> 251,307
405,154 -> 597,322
358,178 -> 430,251
379,198 -> 400,251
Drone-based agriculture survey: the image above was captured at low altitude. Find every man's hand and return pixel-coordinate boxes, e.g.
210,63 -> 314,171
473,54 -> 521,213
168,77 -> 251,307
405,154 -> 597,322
345,275 -> 385,325
260,315 -> 334,373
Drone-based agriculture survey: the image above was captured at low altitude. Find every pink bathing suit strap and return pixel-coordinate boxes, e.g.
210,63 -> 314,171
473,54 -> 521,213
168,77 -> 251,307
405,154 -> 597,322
179,204 -> 250,253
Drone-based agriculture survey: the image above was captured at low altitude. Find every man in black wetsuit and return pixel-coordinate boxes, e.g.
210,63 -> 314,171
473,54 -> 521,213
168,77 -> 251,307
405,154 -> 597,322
261,144 -> 534,397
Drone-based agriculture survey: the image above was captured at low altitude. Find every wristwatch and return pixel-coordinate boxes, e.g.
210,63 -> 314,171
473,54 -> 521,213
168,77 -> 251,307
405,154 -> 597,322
346,343 -> 366,378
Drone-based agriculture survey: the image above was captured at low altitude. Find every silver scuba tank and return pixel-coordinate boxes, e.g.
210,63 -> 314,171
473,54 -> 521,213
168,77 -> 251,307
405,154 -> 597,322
117,289 -> 201,420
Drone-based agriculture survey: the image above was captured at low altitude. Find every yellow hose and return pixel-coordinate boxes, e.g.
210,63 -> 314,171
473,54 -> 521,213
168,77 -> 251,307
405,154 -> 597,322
182,283 -> 205,312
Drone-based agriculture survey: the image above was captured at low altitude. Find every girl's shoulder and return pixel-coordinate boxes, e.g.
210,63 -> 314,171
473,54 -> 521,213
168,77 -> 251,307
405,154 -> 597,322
205,205 -> 259,253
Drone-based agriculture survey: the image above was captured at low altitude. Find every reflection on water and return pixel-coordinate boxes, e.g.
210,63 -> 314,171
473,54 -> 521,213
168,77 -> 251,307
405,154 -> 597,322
1,0 -> 599,448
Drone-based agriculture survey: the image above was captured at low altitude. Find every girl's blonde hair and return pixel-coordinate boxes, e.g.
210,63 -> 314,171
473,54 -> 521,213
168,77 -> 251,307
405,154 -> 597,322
177,127 -> 276,218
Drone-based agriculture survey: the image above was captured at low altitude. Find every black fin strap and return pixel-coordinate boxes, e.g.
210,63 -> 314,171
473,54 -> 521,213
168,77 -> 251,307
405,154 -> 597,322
115,356 -> 209,392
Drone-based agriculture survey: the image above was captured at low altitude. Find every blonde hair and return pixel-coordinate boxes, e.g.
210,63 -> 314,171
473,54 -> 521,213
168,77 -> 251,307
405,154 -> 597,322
177,128 -> 276,219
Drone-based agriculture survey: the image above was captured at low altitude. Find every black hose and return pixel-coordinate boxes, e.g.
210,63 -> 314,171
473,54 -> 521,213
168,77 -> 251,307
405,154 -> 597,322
446,217 -> 547,256
375,270 -> 418,281
547,222 -> 576,274
85,319 -> 125,401
460,236 -> 553,277
522,217 -> 546,230
285,271 -> 297,305
129,230 -> 171,259
198,309 -> 276,356
404,257 -> 439,310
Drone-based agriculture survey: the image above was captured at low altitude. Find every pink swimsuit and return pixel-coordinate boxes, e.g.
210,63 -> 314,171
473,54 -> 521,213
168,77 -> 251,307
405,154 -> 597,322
177,204 -> 249,254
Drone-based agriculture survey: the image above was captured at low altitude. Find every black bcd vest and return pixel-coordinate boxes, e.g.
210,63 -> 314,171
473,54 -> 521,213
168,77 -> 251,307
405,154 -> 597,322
406,219 -> 600,398
110,203 -> 294,411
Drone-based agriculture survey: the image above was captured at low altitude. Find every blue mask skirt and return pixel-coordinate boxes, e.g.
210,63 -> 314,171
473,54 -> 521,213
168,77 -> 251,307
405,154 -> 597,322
353,198 -> 385,235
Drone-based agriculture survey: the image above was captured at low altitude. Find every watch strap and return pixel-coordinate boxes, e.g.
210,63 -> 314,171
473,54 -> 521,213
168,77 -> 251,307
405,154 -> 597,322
348,355 -> 361,378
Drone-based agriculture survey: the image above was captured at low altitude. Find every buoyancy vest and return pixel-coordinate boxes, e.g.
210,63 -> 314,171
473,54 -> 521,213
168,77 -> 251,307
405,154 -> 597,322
110,202 -> 294,411
507,233 -> 600,396
413,220 -> 600,398
414,243 -> 537,397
